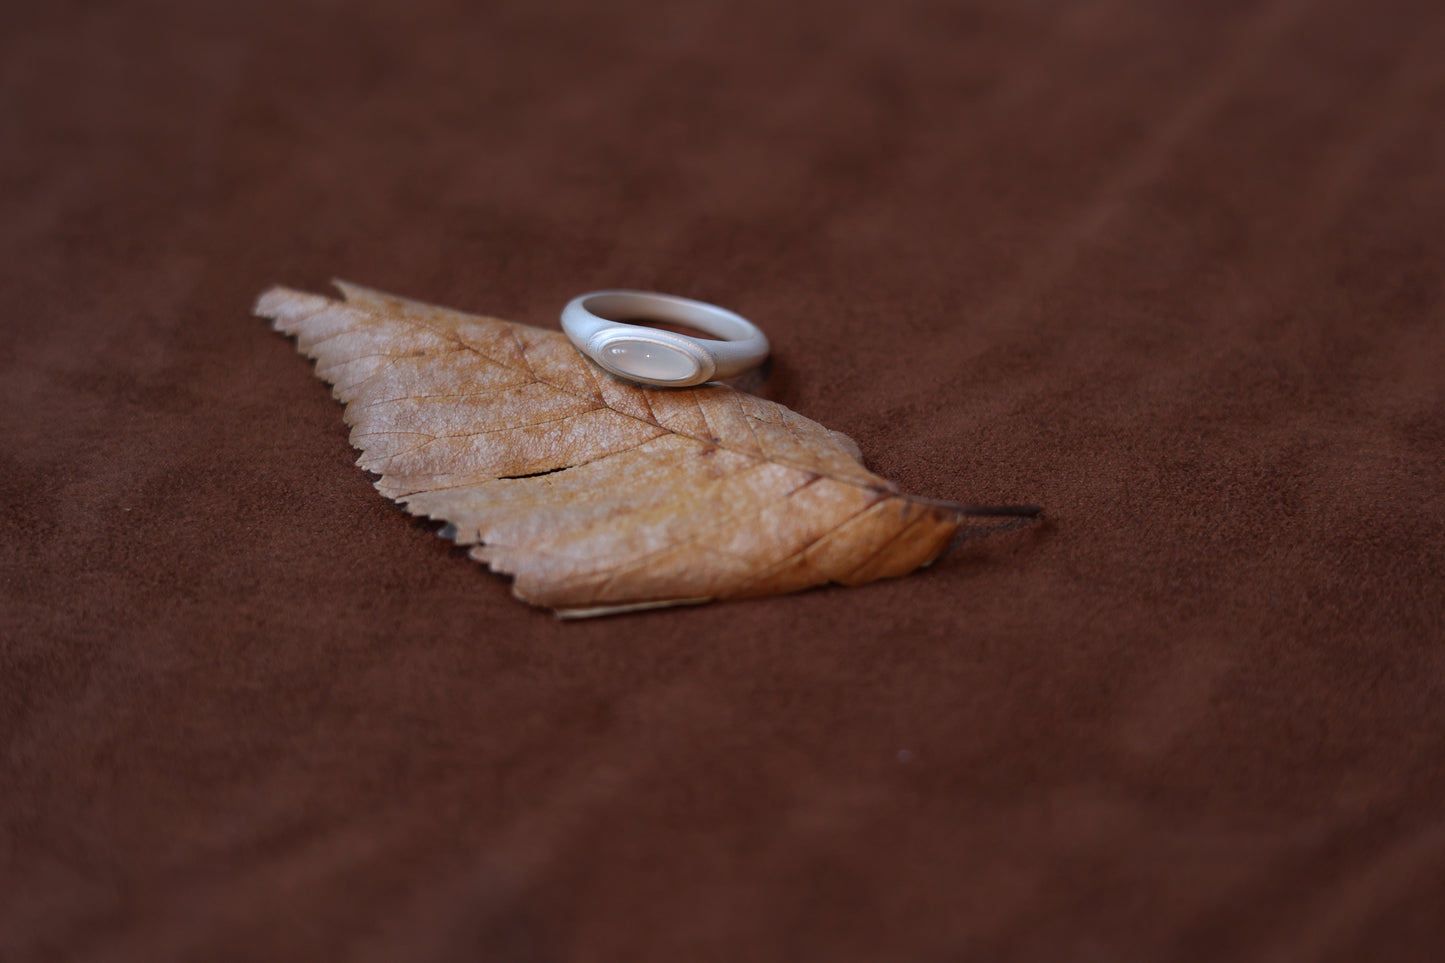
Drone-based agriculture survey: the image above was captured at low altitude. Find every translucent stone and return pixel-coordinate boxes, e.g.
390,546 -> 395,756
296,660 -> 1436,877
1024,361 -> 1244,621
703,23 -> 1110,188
603,340 -> 699,382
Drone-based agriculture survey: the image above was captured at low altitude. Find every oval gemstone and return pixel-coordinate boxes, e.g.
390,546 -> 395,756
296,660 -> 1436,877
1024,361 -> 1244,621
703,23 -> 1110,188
602,340 -> 699,382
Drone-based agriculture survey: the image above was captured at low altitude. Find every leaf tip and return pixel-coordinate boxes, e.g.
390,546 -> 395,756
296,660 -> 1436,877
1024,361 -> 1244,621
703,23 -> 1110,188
330,278 -> 369,301
251,285 -> 291,320
253,284 -> 333,337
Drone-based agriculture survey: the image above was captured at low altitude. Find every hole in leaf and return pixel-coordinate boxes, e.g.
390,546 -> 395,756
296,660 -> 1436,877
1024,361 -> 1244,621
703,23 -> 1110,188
498,466 -> 573,480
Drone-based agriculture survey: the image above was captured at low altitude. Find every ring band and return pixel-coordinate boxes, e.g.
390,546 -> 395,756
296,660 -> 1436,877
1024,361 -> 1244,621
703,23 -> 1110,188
560,290 -> 769,388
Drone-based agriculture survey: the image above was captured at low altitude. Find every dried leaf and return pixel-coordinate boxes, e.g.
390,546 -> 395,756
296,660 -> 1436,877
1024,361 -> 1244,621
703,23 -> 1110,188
256,282 -> 1036,617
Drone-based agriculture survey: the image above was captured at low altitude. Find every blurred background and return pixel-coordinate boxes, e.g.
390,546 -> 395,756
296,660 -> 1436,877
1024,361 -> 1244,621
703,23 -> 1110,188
4,0 -> 1444,960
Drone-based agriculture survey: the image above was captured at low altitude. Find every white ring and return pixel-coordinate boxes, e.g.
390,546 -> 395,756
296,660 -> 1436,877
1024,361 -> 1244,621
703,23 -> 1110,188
560,290 -> 769,388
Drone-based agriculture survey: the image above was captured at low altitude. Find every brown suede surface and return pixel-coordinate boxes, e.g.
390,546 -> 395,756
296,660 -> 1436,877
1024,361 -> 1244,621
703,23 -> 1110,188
5,0 -> 1445,959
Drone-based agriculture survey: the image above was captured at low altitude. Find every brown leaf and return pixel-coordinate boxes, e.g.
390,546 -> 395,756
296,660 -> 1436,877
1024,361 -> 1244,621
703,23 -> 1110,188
256,282 -> 1035,617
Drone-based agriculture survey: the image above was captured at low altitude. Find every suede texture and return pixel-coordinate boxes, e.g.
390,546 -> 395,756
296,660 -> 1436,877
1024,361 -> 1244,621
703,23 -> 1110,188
4,1 -> 1444,960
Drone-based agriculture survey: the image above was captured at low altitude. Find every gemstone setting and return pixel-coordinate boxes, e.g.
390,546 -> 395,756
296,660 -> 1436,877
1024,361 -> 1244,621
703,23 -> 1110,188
601,340 -> 700,382
587,330 -> 713,386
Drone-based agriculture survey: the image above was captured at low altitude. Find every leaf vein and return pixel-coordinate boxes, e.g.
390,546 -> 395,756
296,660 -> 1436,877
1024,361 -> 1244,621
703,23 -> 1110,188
589,461 -> 775,594
839,508 -> 926,582
732,496 -> 889,591
357,382 -> 526,410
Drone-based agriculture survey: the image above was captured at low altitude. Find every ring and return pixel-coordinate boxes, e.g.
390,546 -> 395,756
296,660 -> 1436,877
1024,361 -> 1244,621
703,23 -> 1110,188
560,290 -> 769,388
